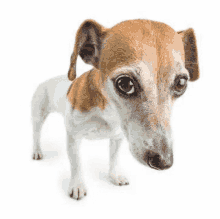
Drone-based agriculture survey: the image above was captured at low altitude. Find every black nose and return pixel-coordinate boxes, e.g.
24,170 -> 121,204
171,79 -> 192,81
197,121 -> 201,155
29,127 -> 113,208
145,151 -> 173,170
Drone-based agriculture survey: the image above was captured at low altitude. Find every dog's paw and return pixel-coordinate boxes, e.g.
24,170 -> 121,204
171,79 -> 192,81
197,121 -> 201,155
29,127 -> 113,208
109,173 -> 129,186
32,152 -> 43,160
68,180 -> 87,200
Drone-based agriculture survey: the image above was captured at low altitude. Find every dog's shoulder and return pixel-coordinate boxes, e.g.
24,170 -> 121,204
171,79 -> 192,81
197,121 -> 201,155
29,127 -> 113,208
67,69 -> 107,112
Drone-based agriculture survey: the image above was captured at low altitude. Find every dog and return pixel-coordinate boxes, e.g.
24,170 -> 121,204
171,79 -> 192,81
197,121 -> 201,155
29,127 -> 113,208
31,19 -> 199,200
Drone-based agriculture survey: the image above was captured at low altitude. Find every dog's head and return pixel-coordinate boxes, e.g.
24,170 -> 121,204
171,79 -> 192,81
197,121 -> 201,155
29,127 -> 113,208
68,19 -> 199,170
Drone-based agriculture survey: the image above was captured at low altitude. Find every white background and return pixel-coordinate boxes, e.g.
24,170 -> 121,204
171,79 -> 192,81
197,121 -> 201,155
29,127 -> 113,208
1,0 -> 220,218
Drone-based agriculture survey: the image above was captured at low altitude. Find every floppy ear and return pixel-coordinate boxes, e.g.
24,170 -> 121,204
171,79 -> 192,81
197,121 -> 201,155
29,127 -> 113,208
178,28 -> 199,81
68,20 -> 107,81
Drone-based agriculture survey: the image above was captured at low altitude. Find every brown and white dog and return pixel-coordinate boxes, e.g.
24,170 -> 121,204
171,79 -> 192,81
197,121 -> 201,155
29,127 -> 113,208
31,19 -> 199,200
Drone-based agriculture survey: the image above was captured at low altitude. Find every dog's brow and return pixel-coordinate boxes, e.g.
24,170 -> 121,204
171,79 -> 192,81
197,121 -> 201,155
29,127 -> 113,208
111,65 -> 141,78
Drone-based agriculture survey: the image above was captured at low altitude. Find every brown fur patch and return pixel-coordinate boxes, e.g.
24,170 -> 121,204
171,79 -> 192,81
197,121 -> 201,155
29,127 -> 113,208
67,69 -> 107,112
99,20 -> 184,80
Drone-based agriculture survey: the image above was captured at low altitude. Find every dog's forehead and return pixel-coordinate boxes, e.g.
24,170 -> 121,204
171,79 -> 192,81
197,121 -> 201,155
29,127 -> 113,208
100,20 -> 185,77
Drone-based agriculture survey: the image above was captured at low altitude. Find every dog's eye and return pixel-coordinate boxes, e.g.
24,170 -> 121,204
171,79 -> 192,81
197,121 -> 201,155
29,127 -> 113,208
173,76 -> 188,96
116,76 -> 135,95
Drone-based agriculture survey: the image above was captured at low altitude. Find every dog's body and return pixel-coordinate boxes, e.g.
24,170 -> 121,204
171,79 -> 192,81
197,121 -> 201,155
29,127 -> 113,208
32,19 -> 199,200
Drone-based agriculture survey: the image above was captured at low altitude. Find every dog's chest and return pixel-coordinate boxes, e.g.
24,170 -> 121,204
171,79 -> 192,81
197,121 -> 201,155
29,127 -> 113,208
68,105 -> 124,140
82,116 -> 123,140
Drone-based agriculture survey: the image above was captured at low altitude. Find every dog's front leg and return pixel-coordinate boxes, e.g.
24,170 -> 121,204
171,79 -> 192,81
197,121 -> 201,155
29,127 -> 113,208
109,138 -> 129,186
67,135 -> 87,200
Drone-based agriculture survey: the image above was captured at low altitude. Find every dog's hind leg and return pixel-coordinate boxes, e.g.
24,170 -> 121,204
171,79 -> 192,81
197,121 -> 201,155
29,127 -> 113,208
31,84 -> 50,160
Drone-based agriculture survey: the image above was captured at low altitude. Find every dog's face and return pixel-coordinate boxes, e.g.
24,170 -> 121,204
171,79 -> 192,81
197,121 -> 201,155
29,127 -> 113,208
68,19 -> 199,170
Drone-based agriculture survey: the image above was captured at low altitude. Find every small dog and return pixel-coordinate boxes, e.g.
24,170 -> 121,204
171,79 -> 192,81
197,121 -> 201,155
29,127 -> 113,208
31,19 -> 199,200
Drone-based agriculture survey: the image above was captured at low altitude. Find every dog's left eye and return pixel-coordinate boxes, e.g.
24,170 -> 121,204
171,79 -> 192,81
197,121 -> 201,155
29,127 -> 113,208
116,76 -> 135,95
173,76 -> 188,96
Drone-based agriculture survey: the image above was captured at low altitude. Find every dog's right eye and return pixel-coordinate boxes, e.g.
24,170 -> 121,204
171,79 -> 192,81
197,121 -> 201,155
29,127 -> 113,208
116,76 -> 135,95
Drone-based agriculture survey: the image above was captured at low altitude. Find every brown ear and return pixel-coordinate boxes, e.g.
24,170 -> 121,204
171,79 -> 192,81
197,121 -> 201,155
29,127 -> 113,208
178,28 -> 199,81
68,20 -> 107,81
